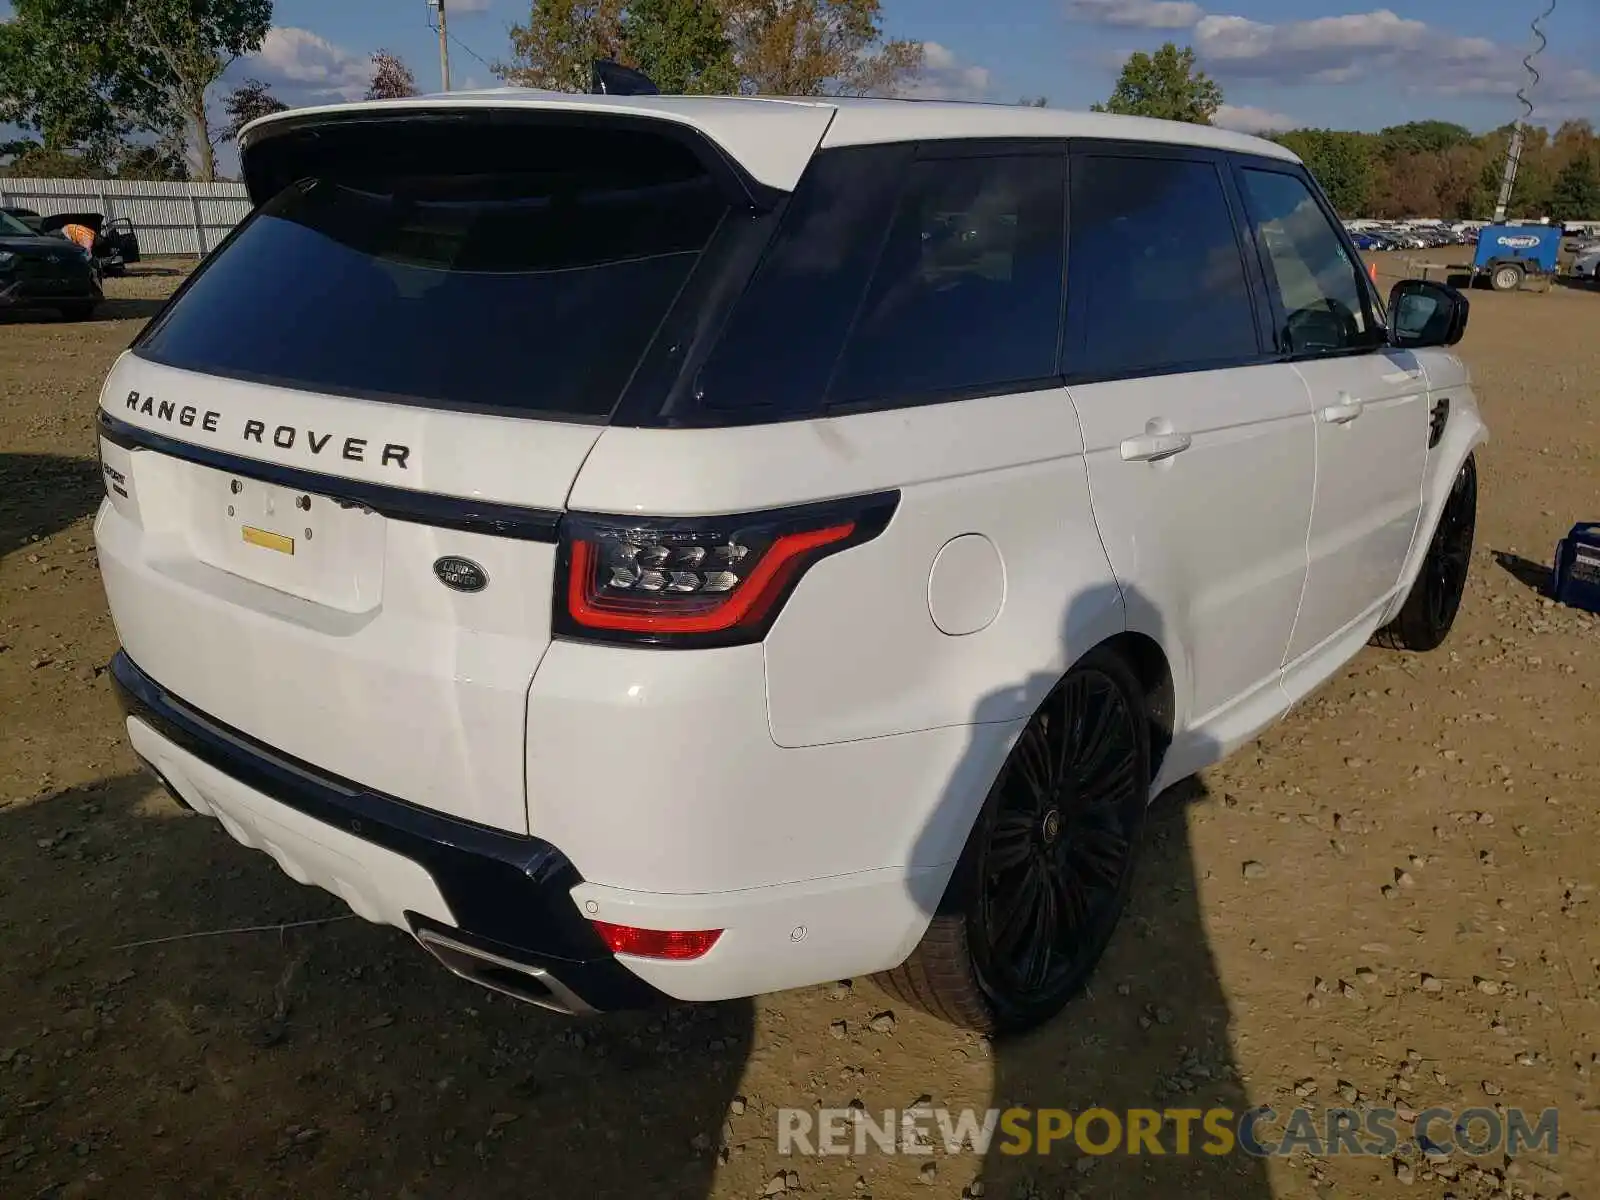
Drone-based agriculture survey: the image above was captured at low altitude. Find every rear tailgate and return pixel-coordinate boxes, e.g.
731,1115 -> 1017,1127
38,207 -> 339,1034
97,355 -> 596,834
96,100 -> 831,835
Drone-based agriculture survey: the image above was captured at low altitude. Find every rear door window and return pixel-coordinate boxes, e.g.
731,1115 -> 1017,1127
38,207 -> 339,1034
136,129 -> 729,420
1065,152 -> 1261,379
828,153 -> 1066,407
690,146 -> 1066,420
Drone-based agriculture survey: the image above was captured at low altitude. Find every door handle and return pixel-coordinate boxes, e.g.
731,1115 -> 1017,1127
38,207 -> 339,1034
1319,396 -> 1365,424
1119,430 -> 1193,463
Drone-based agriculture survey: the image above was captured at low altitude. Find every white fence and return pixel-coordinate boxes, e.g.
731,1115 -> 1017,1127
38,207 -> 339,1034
0,177 -> 251,257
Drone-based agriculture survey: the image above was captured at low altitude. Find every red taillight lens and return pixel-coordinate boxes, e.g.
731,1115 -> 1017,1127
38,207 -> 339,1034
591,921 -> 722,960
555,493 -> 898,647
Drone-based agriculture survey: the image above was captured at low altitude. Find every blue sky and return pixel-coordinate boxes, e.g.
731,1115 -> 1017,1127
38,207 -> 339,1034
236,0 -> 1596,136
3,0 -> 1597,155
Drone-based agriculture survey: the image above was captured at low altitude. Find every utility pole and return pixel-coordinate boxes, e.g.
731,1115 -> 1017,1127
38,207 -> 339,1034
432,0 -> 451,92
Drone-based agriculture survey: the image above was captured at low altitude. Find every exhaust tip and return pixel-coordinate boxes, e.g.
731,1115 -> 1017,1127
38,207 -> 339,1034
413,926 -> 596,1016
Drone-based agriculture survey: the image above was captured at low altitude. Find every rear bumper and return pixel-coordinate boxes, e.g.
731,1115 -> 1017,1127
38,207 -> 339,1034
111,647 -> 962,1006
110,650 -> 666,1014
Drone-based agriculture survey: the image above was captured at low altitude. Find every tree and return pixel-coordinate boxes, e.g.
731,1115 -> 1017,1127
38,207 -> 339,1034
367,50 -> 420,100
114,138 -> 191,181
721,0 -> 923,96
118,0 -> 274,182
621,0 -> 738,94
1377,120 -> 1473,159
498,0 -> 923,97
1092,42 -> 1221,125
1274,129 -> 1374,215
0,0 -> 140,166
1017,95 -> 1048,107
220,78 -> 289,144
499,0 -> 629,92
0,144 -> 102,178
1550,153 -> 1600,221
0,0 -> 272,183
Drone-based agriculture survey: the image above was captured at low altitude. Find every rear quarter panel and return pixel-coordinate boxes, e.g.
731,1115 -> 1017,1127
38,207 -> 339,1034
568,389 -> 1131,748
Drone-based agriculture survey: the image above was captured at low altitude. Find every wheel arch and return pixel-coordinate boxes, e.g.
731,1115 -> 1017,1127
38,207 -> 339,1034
1097,630 -> 1176,781
1381,402 -> 1488,627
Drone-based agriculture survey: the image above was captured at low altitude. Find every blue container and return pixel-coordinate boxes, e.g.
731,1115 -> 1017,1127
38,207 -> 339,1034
1552,523 -> 1600,614
1472,225 -> 1562,273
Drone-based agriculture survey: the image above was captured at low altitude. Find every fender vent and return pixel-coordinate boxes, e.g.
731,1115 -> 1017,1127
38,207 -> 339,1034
1429,397 -> 1450,449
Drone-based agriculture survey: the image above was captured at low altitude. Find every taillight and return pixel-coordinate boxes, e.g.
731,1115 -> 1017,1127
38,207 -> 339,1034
555,492 -> 898,647
591,921 -> 722,961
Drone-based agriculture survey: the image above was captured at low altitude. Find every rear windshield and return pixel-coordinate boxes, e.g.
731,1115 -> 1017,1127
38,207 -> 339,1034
136,126 -> 729,420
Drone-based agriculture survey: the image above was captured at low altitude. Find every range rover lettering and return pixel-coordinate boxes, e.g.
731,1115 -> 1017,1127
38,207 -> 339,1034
94,89 -> 1483,1033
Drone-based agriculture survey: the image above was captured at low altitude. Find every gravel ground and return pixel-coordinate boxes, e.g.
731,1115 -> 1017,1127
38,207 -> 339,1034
1,254 -> 1598,1200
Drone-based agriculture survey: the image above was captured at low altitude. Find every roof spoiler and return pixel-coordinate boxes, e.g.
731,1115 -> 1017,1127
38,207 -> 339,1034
590,58 -> 659,96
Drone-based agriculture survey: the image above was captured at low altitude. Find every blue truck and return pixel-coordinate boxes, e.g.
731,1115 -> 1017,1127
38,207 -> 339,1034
1469,223 -> 1563,291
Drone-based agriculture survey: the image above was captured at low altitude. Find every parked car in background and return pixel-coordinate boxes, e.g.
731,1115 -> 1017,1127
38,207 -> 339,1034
1572,242 -> 1600,282
97,92 -> 1484,1033
0,205 -> 44,232
0,208 -> 102,319
38,213 -> 141,276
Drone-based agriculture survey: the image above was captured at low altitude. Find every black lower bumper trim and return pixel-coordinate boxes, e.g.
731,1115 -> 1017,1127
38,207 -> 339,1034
110,649 -> 664,1013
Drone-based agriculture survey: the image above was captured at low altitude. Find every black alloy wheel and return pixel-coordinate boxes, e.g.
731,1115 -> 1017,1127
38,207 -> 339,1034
971,662 -> 1146,1022
1374,453 -> 1477,652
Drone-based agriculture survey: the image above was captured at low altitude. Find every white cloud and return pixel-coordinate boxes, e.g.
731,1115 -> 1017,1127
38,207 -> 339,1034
1073,4 -> 1597,113
1066,0 -> 1203,29
901,41 -> 992,101
1194,9 -> 1496,80
1213,102 -> 1296,134
447,0 -> 494,12
250,26 -> 373,103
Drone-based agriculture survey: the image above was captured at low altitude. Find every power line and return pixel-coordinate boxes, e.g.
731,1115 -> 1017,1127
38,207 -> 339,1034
424,1 -> 500,91
448,30 -> 498,78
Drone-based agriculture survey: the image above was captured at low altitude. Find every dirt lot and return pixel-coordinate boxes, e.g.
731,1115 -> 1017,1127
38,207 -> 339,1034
1,252 -> 1598,1200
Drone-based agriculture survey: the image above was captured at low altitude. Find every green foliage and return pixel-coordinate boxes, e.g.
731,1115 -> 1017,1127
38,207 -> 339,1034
1091,43 -> 1221,125
1261,120 -> 1600,220
1550,153 -> 1600,221
499,0 -> 922,97
0,0 -> 272,181
1273,129 -> 1375,216
1376,120 -> 1473,158
621,0 -> 738,94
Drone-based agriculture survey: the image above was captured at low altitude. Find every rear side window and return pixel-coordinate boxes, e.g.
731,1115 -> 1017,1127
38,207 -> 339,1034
691,147 -> 1066,419
830,154 -> 1065,406
136,128 -> 729,419
1066,154 -> 1259,378
1236,167 -> 1380,354
690,145 -> 911,420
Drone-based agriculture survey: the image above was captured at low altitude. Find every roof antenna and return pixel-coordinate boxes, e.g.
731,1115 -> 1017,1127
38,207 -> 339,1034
1493,0 -> 1556,222
590,59 -> 660,96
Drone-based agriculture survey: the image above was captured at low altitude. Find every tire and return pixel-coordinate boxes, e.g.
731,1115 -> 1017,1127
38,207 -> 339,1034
57,302 -> 96,321
1490,264 -> 1523,292
1374,454 -> 1477,652
875,647 -> 1150,1034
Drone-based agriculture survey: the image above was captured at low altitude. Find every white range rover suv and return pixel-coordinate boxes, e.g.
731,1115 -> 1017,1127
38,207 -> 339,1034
94,90 -> 1484,1034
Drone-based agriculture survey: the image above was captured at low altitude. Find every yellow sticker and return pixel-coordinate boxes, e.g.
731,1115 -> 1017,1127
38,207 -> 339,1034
241,526 -> 295,555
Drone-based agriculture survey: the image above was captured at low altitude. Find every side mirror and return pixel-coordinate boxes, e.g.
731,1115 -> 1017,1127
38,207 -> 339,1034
1388,279 -> 1469,348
